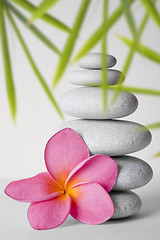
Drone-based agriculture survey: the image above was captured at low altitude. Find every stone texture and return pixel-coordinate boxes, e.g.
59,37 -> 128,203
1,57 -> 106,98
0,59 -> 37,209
113,155 -> 153,190
77,53 -> 117,69
68,69 -> 125,86
55,120 -> 152,156
110,191 -> 142,219
59,87 -> 138,119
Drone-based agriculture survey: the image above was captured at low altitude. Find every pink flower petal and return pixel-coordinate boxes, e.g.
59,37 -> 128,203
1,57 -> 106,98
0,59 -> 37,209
65,155 -> 118,192
28,193 -> 71,230
44,128 -> 90,188
5,172 -> 62,202
68,182 -> 114,224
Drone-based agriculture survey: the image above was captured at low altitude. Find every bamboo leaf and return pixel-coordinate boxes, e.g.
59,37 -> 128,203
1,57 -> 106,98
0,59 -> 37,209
101,0 -> 109,112
28,0 -> 59,24
109,85 -> 160,96
5,8 -> 63,118
72,0 -> 134,63
11,0 -> 71,33
52,0 -> 91,88
0,2 -> 16,120
4,0 -> 61,55
111,43 -> 135,105
120,0 -> 136,36
140,0 -> 160,27
118,35 -> 160,63
146,122 -> 160,130
112,11 -> 150,103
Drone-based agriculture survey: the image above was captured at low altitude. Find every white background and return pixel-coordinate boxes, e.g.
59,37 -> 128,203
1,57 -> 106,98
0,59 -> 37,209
0,0 -> 160,239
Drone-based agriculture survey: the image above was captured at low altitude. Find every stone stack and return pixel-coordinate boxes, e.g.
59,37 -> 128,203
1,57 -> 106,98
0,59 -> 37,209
57,53 -> 153,219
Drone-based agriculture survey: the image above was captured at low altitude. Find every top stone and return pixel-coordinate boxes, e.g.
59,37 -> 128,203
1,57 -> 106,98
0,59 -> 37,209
77,53 -> 117,69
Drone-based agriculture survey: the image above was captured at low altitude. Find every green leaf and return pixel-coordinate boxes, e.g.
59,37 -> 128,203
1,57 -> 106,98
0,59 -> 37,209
146,122 -> 160,130
28,0 -> 59,24
101,0 -> 109,112
112,11 -> 149,103
72,0 -> 134,63
140,0 -> 160,27
52,0 -> 91,88
109,85 -> 160,96
11,0 -> 71,33
118,35 -> 160,63
154,151 -> 160,157
0,2 -> 16,120
4,0 -> 61,55
120,0 -> 136,36
5,8 -> 63,119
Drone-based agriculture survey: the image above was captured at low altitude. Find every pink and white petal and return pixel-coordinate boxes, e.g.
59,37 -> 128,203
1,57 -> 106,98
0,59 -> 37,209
68,182 -> 114,224
44,128 -> 90,188
65,155 -> 118,192
27,193 -> 71,230
5,172 -> 62,202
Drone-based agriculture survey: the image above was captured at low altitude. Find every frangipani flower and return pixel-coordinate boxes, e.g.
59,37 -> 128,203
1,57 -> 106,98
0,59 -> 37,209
5,128 -> 118,230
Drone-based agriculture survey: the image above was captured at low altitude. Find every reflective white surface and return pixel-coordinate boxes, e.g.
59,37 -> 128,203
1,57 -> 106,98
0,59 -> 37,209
1,174 -> 160,240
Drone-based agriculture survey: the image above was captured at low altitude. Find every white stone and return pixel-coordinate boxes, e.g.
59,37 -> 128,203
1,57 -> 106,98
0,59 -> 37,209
77,53 -> 117,69
59,87 -> 138,119
68,69 -> 125,86
55,120 -> 152,156
110,191 -> 142,219
113,155 -> 153,190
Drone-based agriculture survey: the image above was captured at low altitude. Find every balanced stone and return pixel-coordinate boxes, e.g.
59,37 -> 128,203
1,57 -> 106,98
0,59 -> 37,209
113,155 -> 153,190
110,191 -> 142,219
55,120 -> 151,156
77,53 -> 117,69
68,69 -> 125,86
59,87 -> 138,119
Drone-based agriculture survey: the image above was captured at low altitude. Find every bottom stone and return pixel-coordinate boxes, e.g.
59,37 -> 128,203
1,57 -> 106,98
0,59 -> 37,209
110,191 -> 142,219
